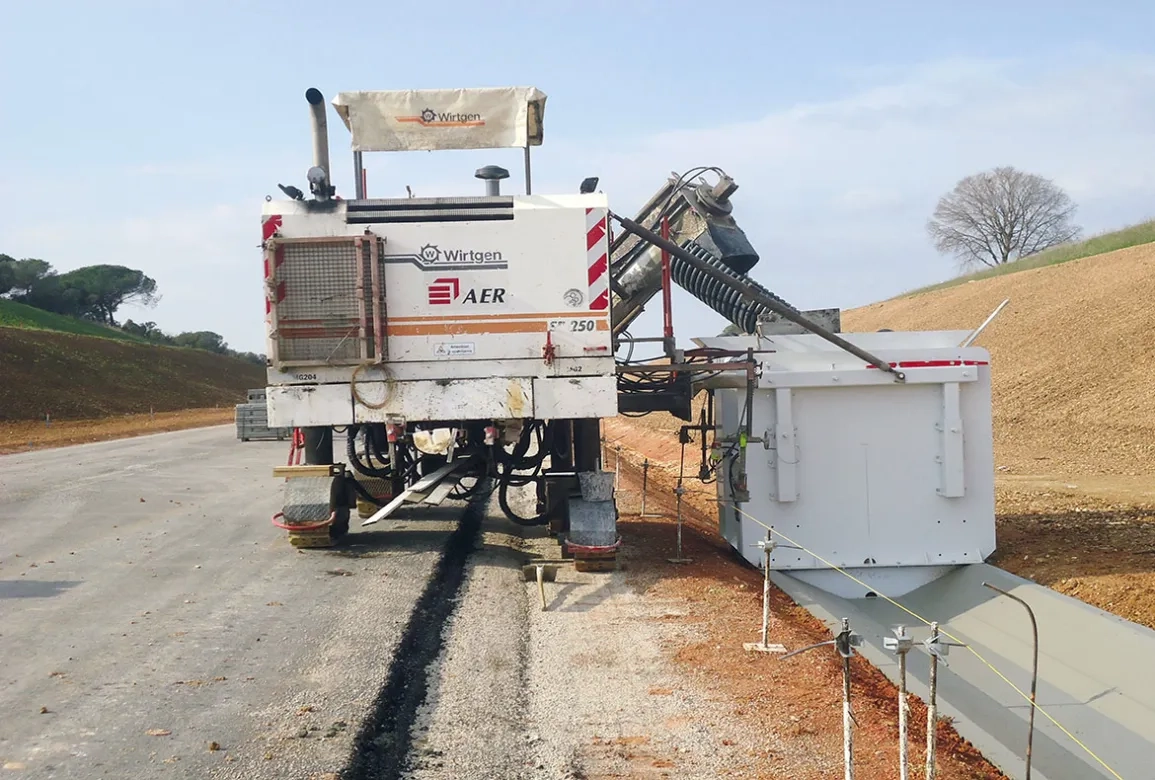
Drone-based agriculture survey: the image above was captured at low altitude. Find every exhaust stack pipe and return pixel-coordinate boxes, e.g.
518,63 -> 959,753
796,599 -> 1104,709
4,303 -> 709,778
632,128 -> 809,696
305,87 -> 332,201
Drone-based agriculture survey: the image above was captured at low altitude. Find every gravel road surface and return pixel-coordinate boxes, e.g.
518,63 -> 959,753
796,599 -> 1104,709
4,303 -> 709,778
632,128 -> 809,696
402,486 -> 760,779
1,426 -> 755,779
0,426 -> 464,778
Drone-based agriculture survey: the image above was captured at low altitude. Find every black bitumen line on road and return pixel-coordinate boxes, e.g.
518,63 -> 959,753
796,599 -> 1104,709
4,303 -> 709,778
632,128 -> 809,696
339,486 -> 488,780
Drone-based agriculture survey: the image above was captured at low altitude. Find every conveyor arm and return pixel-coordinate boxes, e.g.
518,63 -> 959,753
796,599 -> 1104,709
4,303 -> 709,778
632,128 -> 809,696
608,212 -> 906,382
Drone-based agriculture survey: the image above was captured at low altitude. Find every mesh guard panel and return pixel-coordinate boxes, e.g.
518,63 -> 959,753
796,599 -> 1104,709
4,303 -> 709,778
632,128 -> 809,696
270,235 -> 381,366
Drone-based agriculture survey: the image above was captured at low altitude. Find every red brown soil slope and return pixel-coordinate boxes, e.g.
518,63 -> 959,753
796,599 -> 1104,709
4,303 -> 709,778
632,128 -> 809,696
844,244 -> 1155,477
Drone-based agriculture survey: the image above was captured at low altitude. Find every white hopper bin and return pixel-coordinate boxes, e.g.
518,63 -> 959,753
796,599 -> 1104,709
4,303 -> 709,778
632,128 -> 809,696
700,330 -> 996,598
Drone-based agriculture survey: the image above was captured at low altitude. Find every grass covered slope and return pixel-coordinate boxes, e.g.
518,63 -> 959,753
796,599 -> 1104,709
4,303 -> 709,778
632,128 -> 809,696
0,299 -> 148,343
896,219 -> 1155,297
844,242 -> 1155,476
0,327 -> 265,421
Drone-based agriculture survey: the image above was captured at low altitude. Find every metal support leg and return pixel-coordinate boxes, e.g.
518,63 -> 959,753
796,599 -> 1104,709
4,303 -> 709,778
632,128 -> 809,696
553,420 -> 574,471
353,151 -> 365,199
667,484 -> 693,564
572,419 -> 601,472
285,427 -> 340,548
303,427 -> 333,465
568,419 -> 618,572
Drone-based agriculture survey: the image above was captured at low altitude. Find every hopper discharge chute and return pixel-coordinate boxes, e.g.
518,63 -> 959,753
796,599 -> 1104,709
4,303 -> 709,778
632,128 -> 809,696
608,168 -> 807,337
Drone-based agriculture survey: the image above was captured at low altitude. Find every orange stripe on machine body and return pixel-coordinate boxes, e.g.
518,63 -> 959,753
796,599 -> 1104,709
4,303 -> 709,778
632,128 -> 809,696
387,319 -> 610,337
389,311 -> 609,324
278,320 -> 609,338
396,117 -> 485,128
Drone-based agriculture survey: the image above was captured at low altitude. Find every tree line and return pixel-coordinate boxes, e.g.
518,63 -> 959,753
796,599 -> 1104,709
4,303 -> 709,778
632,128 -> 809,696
0,255 -> 264,366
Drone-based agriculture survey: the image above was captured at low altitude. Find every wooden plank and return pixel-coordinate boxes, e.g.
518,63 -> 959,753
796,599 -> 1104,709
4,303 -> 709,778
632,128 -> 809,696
423,480 -> 457,506
272,465 -> 334,478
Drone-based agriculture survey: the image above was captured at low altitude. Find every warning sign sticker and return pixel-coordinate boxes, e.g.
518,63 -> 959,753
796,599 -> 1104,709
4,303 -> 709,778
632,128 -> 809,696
433,342 -> 476,357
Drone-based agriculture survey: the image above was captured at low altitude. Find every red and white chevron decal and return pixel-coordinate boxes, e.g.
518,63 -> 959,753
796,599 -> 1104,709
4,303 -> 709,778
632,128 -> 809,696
585,208 -> 609,311
262,214 -> 282,241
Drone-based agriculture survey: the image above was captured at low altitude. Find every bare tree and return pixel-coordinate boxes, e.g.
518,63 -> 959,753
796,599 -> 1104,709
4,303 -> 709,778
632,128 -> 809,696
927,166 -> 1081,270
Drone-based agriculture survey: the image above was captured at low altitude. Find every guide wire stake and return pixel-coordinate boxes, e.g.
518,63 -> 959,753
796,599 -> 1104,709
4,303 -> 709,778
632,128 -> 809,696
742,538 -> 793,655
782,617 -> 862,780
921,621 -> 966,779
884,625 -> 915,780
668,441 -> 692,564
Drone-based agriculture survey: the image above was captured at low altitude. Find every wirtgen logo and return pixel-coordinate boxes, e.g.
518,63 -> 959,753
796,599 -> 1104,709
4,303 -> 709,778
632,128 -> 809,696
427,277 -> 506,305
399,108 -> 486,128
416,244 -> 504,267
383,245 -> 508,271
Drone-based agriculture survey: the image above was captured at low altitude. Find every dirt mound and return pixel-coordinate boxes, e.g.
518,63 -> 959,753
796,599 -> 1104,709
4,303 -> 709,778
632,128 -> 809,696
843,243 -> 1155,476
0,327 -> 264,421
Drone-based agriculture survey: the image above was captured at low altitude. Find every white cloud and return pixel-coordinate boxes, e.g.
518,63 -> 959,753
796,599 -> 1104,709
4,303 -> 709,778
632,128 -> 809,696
538,52 -> 1155,349
4,51 -> 1155,354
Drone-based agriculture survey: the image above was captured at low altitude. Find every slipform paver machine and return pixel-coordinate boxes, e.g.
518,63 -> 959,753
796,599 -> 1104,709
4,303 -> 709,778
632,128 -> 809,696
262,85 -> 996,587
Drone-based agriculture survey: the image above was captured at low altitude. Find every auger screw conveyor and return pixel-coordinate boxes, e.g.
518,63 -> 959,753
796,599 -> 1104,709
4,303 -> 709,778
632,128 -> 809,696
258,83 -> 946,581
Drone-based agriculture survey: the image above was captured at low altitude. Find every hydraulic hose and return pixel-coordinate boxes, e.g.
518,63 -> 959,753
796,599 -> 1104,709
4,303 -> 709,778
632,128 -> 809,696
450,466 -> 492,500
346,426 -> 393,479
493,421 -> 551,475
495,422 -> 550,525
366,426 -> 394,469
498,474 -> 548,525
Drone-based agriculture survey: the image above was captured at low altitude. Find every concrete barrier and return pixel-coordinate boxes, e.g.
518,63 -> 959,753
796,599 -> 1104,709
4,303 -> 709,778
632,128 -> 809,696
236,389 -> 290,442
774,562 -> 1154,780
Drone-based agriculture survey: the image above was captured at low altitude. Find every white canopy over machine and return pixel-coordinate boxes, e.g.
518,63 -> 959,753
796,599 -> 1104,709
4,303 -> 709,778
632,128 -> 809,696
332,87 -> 547,152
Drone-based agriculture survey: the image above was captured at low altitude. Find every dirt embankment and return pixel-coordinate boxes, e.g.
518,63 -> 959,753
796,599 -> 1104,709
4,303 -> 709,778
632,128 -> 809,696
0,327 -> 264,422
843,243 -> 1155,477
0,408 -> 237,454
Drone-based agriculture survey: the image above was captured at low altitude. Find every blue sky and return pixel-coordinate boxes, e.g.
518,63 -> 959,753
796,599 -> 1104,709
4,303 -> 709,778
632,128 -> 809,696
3,1 -> 1154,353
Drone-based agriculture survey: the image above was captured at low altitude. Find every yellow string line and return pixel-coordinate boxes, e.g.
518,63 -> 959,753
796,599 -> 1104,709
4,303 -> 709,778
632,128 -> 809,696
728,504 -> 1126,780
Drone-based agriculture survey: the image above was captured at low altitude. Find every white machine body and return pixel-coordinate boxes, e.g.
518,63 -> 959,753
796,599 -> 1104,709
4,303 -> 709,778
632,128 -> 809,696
702,330 -> 996,597
262,85 -> 616,429
262,194 -> 617,427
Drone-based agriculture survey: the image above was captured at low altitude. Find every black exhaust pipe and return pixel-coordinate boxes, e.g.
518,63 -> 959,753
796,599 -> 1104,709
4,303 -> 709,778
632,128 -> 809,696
305,87 -> 332,201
